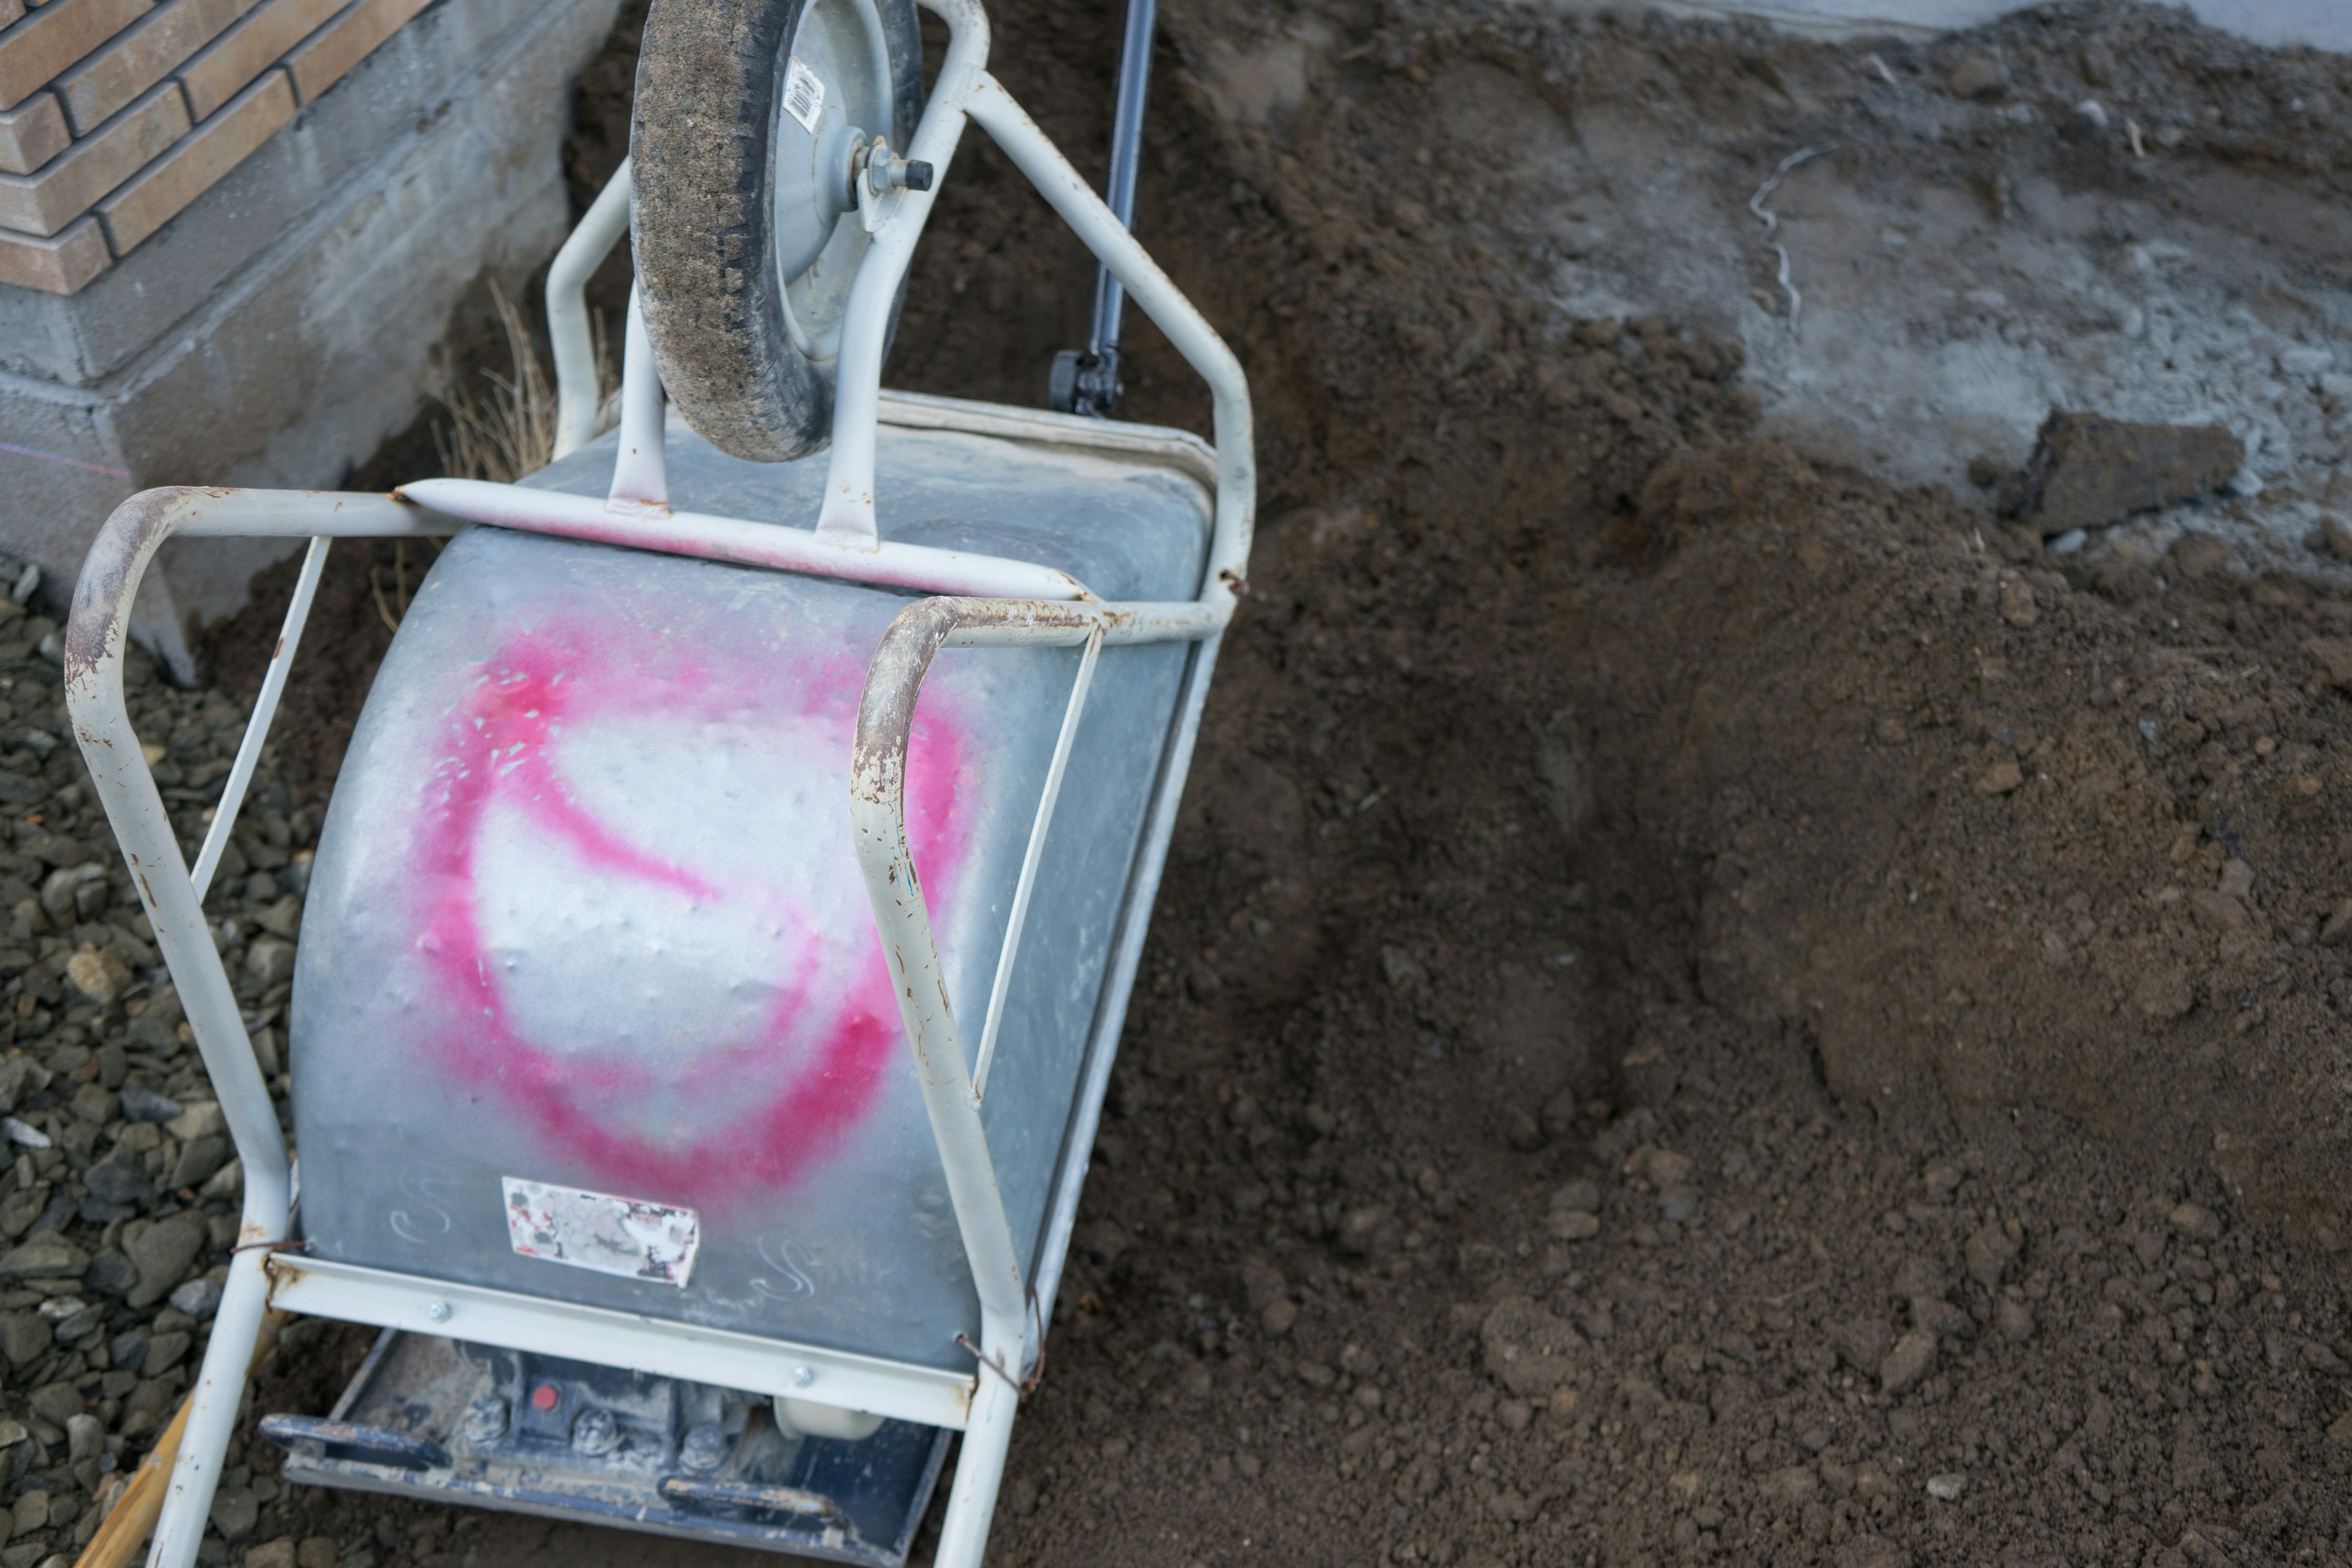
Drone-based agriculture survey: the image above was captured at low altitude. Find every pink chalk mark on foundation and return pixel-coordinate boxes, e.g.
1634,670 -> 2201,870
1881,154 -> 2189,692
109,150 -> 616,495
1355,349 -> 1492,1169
416,623 -> 967,1207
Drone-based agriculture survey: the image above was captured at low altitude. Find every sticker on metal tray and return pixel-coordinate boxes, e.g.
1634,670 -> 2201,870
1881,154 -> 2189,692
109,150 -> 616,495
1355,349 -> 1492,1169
502,1177 -> 701,1287
782,56 -> 826,135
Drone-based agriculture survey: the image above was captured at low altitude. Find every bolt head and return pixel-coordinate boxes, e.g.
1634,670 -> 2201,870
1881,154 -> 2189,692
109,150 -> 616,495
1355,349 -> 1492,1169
425,1300 -> 452,1322
792,1365 -> 816,1387
678,1423 -> 728,1474
459,1395 -> 508,1446
570,1404 -> 622,1457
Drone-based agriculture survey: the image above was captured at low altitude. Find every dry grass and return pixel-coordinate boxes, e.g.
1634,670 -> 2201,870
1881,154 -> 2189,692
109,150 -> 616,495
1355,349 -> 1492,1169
370,541 -> 421,633
393,284 -> 618,630
433,282 -> 561,486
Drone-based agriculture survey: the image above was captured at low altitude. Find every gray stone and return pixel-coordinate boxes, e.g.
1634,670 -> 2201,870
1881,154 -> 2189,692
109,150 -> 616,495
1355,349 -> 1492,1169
244,937 -> 297,989
208,1485 -> 259,1542
0,1056 -> 37,1114
117,1083 -> 181,1123
167,1135 -> 228,1192
168,1275 -> 223,1319
0,1310 -> 51,1365
37,865 -> 96,921
0,1187 -> 43,1238
126,1215 -> 205,1308
123,1376 -> 179,1422
164,1101 -> 224,1141
126,987 -> 183,1055
28,1191 -> 76,1237
26,1381 -> 82,1426
64,1414 -> 101,1463
83,1153 -> 155,1207
82,1250 -> 138,1297
197,1158 -> 242,1203
142,1330 -> 190,1376
254,895 -> 303,940
17,834 -> 91,870
108,1326 -> 148,1373
0,1231 -> 86,1278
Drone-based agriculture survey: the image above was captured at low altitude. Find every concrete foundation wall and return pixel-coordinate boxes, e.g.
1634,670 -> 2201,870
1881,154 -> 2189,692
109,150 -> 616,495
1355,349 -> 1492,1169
0,0 -> 622,677
1603,0 -> 2352,52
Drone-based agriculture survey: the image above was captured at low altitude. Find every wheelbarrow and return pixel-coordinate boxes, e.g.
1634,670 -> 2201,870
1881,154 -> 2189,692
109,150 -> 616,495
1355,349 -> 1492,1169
62,0 -> 1251,1558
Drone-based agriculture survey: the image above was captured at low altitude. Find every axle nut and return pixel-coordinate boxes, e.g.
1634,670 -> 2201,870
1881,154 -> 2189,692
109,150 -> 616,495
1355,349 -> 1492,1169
571,1405 -> 622,1457
459,1396 -> 508,1446
679,1423 -> 728,1474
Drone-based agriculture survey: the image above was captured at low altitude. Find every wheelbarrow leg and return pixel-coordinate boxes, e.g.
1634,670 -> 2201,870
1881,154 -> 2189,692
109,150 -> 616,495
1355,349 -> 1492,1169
146,1247 -> 274,1568
932,1371 -> 1020,1568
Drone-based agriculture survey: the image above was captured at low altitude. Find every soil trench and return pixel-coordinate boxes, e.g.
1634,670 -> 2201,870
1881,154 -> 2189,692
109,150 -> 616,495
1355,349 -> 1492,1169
5,2 -> 2347,1567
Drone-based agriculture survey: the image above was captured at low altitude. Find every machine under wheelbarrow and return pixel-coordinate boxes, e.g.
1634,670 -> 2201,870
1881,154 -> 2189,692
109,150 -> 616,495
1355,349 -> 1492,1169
62,0 -> 1251,1559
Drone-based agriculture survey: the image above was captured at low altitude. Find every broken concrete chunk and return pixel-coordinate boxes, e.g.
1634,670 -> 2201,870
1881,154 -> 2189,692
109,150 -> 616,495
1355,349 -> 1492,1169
1998,410 -> 2244,536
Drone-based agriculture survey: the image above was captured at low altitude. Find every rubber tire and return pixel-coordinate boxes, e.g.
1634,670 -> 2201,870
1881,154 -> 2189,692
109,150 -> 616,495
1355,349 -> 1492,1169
630,0 -> 922,463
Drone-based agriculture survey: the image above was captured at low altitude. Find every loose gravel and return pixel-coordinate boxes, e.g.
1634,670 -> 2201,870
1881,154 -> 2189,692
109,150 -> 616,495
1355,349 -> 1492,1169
0,550 -> 324,1568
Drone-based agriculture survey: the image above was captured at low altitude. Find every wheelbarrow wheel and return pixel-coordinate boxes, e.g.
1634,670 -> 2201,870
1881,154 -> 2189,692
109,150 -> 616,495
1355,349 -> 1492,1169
630,0 -> 922,462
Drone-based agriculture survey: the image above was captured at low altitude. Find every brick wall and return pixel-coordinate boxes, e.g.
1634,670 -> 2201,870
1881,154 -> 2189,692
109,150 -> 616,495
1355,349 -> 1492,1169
0,0 -> 433,292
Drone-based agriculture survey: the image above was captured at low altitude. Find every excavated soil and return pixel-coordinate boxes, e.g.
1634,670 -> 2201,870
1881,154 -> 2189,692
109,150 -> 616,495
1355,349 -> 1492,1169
62,2 -> 2352,1567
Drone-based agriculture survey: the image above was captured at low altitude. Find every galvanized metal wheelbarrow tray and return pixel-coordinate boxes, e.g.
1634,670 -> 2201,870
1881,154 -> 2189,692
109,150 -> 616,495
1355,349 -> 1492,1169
62,2 -> 1251,1561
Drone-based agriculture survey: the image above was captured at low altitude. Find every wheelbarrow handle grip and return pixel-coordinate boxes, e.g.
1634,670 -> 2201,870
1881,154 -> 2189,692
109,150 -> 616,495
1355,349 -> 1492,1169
257,1416 -> 452,1472
657,1477 -> 840,1518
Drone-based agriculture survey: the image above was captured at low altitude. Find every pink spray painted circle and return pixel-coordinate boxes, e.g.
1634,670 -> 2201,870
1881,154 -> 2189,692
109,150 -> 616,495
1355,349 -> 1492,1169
413,620 -> 967,1208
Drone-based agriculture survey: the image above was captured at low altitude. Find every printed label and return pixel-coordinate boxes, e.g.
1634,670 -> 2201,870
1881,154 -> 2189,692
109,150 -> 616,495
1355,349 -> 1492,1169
503,1177 -> 701,1287
782,56 -> 826,135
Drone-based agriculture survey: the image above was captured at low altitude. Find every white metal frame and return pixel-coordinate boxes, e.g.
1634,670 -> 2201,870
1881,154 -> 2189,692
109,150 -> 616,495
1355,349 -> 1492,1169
62,4 -> 1251,1563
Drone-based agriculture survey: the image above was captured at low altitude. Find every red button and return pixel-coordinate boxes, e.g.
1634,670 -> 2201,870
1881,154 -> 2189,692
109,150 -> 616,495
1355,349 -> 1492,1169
531,1384 -> 559,1411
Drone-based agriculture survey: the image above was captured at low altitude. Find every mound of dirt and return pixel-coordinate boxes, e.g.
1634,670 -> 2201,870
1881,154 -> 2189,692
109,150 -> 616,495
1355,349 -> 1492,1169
160,1 -> 2352,1565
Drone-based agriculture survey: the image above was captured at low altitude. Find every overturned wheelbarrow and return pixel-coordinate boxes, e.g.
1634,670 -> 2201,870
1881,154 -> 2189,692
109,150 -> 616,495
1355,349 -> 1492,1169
64,0 -> 1250,1560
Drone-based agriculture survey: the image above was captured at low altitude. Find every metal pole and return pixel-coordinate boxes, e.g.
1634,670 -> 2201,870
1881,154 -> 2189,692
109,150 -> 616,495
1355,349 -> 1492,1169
1049,0 -> 1155,417
1090,0 -> 1155,359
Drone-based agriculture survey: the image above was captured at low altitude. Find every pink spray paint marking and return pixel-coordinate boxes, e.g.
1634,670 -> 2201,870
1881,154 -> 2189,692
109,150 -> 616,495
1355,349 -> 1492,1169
415,620 -> 968,1210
